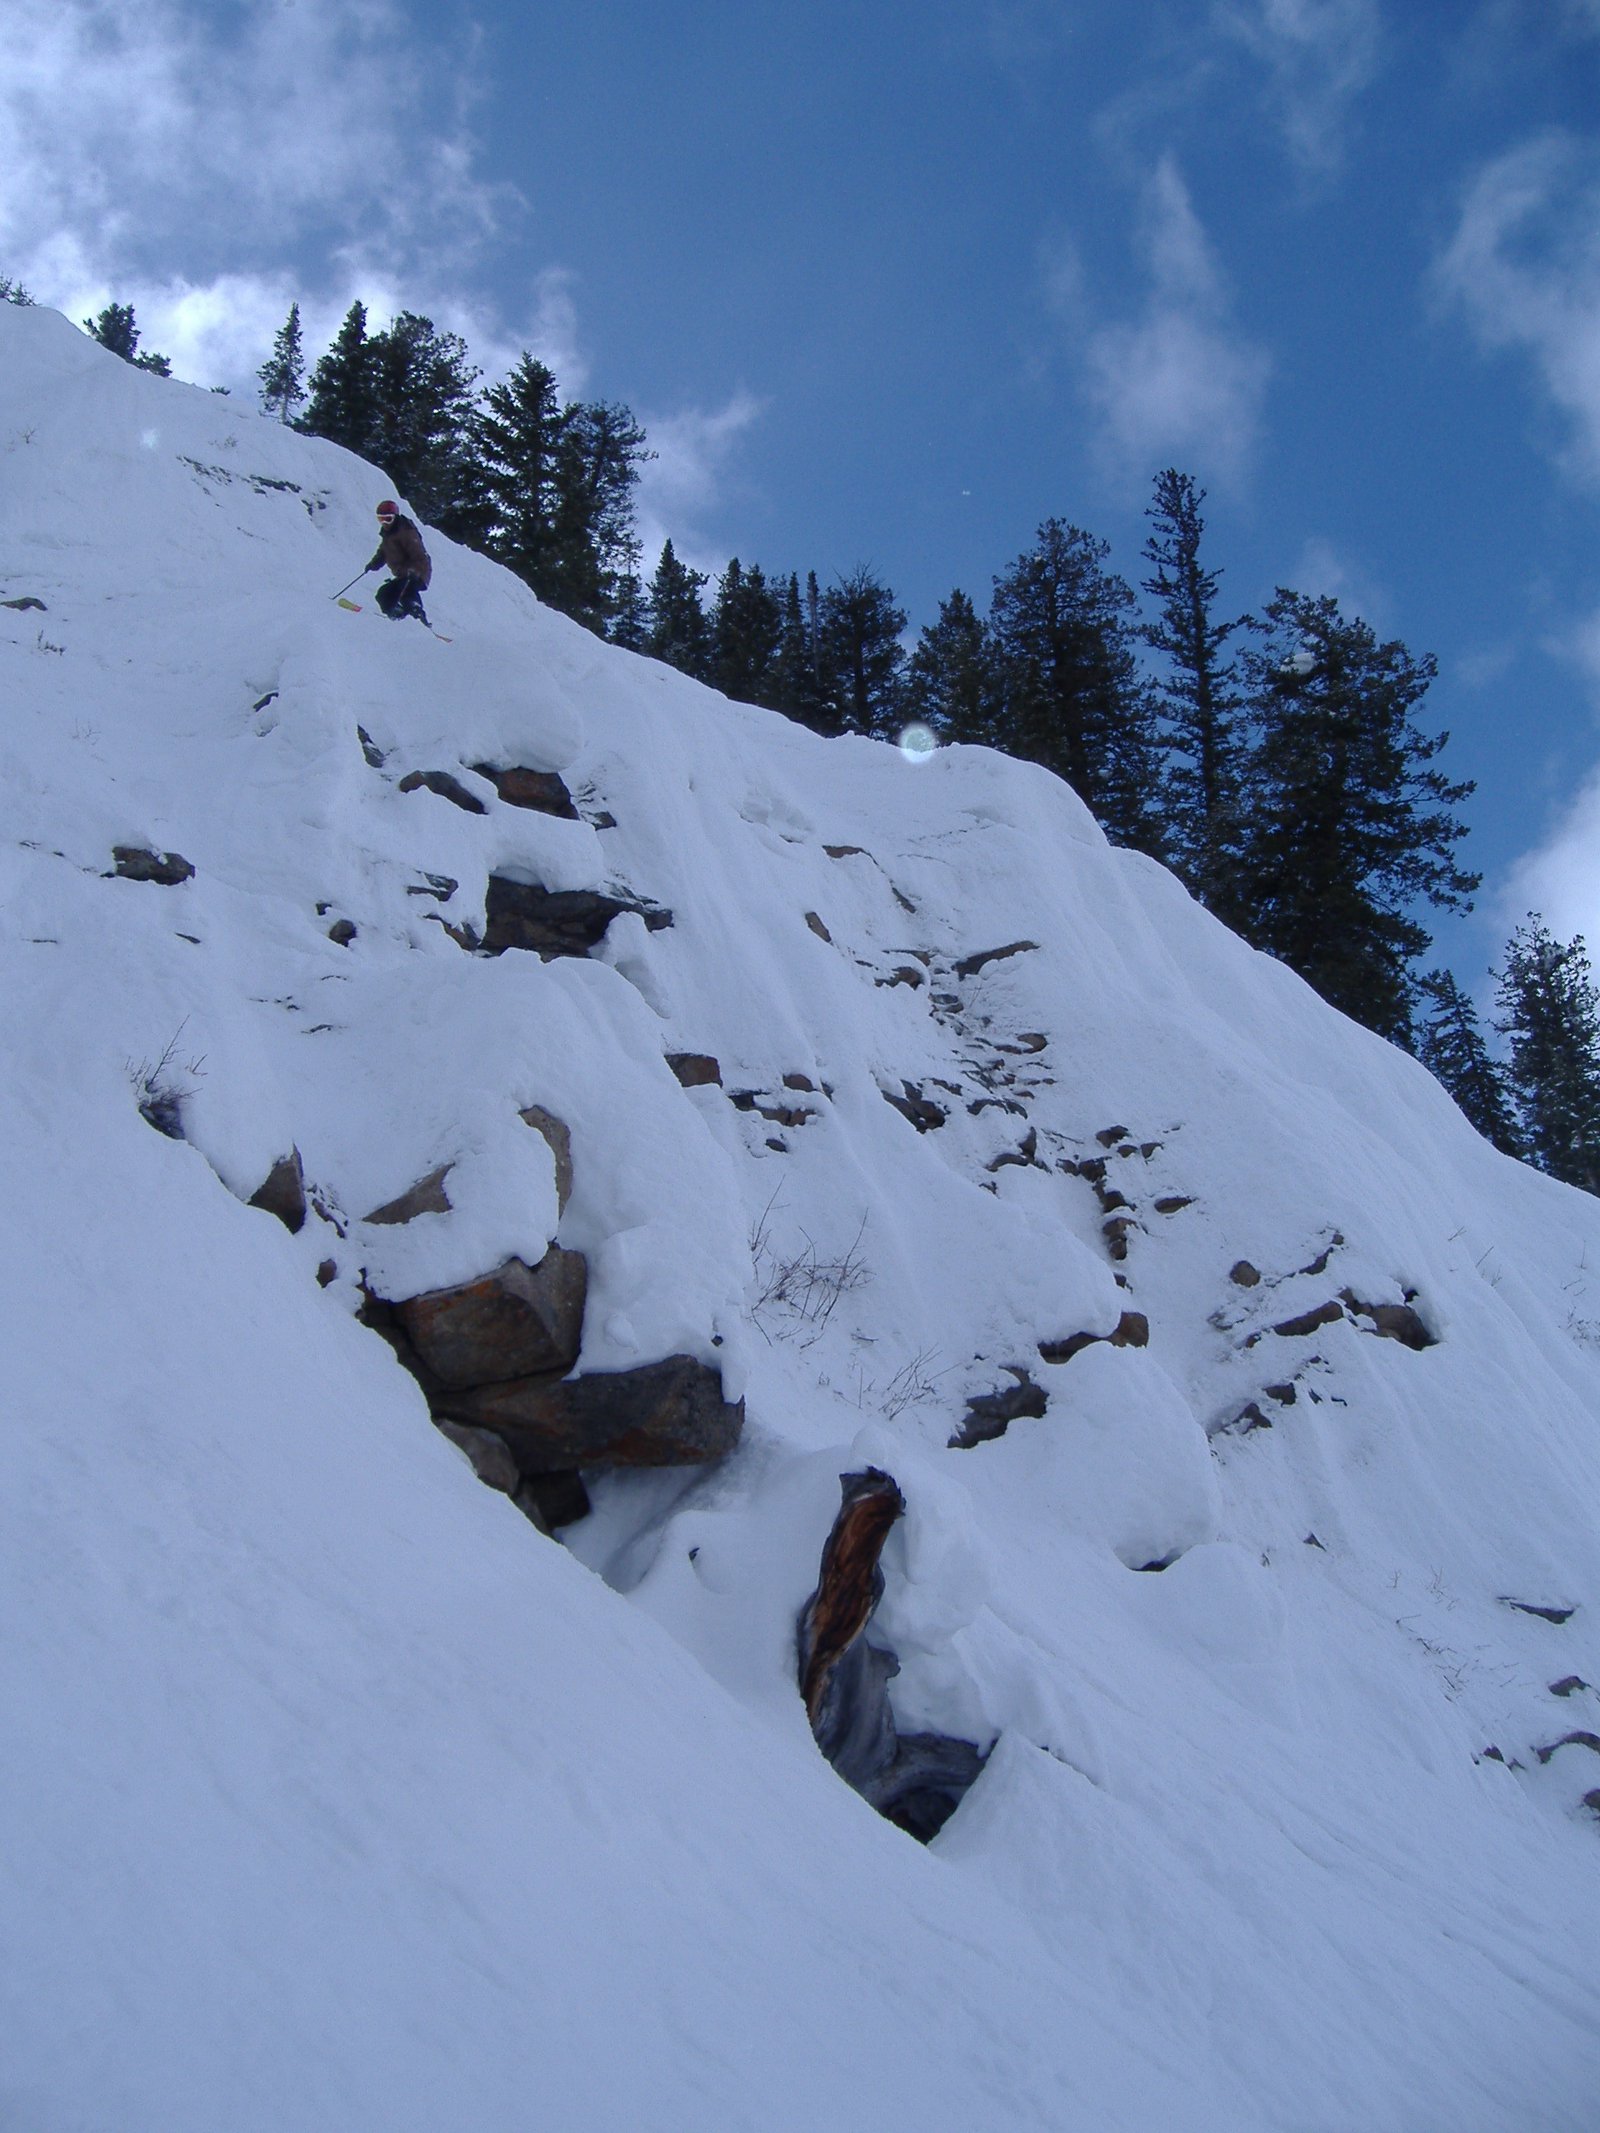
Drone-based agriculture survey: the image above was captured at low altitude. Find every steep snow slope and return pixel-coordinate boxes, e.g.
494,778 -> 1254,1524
3,303 -> 1599,2131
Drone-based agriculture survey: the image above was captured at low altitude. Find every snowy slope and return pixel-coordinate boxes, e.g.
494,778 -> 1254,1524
3,302 -> 1600,2132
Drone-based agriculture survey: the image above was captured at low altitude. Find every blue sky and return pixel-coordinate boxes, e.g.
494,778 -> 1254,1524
7,0 -> 1600,986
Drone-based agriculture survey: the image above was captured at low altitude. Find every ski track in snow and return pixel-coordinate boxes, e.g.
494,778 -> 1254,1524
3,305 -> 1600,2131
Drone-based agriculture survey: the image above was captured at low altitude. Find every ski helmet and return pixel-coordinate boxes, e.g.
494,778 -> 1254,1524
376,499 -> 398,519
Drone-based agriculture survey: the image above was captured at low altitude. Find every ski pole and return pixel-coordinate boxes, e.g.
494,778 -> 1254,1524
331,571 -> 367,601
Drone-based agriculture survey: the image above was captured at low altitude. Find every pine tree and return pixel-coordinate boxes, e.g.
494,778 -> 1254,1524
1495,917 -> 1600,1192
472,354 -> 565,587
816,566 -> 908,738
83,302 -> 171,376
711,558 -> 784,704
906,589 -> 993,744
546,399 -> 651,634
988,520 -> 1165,853
1,274 -> 35,306
1237,591 -> 1478,1044
301,302 -> 381,460
645,541 -> 712,678
770,573 -> 829,730
366,312 -> 480,530
1141,469 -> 1252,917
257,303 -> 306,423
608,569 -> 650,651
1415,969 -> 1523,1156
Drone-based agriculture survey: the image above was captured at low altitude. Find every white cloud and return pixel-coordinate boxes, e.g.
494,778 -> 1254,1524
0,0 -> 546,393
1071,157 -> 1270,488
1435,133 -> 1600,483
633,392 -> 767,581
1289,535 -> 1390,626
1216,0 -> 1381,175
1496,611 -> 1600,944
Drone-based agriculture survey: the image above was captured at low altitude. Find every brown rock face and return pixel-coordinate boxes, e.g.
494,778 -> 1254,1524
518,1106 -> 574,1213
667,1052 -> 722,1088
365,1164 -> 454,1226
471,765 -> 581,818
399,1250 -> 588,1391
248,1149 -> 307,1234
396,769 -> 487,815
437,1353 -> 742,1470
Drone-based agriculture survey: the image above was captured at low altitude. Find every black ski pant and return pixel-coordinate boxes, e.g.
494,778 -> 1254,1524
376,572 -> 427,620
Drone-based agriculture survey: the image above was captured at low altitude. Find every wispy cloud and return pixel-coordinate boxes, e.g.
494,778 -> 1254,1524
1216,0 -> 1381,175
1495,611 -> 1600,944
0,0 -> 546,390
1435,133 -> 1600,483
1289,535 -> 1391,626
633,392 -> 767,580
1062,156 -> 1270,489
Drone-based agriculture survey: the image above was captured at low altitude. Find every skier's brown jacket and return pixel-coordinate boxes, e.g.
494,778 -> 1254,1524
367,513 -> 432,587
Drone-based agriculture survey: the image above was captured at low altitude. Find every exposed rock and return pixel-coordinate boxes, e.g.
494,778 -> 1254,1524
436,1418 -> 523,1495
1551,1677 -> 1592,1698
112,845 -> 194,886
987,1127 -> 1039,1173
364,1163 -> 454,1226
1502,1598 -> 1578,1624
1217,1401 -> 1273,1436
437,1353 -> 743,1471
953,940 -> 1038,980
1229,1260 -> 1262,1287
1272,1300 -> 1346,1339
327,918 -> 357,947
804,910 -> 833,943
398,1250 -> 587,1391
397,768 -> 487,815
1154,1195 -> 1194,1215
1,595 -> 46,612
471,764 -> 580,818
406,872 -> 457,902
357,725 -> 386,768
797,1469 -> 987,1842
1341,1292 -> 1436,1350
423,912 -> 481,951
248,1149 -> 307,1234
877,965 -> 926,989
667,1052 -> 722,1088
1535,1731 -> 1600,1765
798,1468 -> 906,1784
1037,1309 -> 1147,1367
882,1081 -> 947,1133
951,1366 -> 1048,1448
315,1259 -> 338,1288
519,1105 -> 574,1213
482,876 -> 671,958
1095,1126 -> 1130,1148
1263,1381 -> 1297,1406
782,1072 -> 816,1091
823,844 -> 865,859
515,1469 -> 591,1530
1102,1215 -> 1137,1262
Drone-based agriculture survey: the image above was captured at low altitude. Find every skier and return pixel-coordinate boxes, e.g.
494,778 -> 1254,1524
365,500 -> 431,623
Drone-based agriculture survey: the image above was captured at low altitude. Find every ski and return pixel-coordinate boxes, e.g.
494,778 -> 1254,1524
336,596 -> 449,641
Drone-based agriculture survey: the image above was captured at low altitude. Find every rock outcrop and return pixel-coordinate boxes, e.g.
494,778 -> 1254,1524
435,1354 -> 743,1471
483,876 -> 672,958
398,1252 -> 588,1390
797,1468 -> 987,1842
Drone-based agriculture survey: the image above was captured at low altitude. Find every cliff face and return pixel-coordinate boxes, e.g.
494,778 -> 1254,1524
4,302 -> 1600,2131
